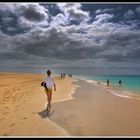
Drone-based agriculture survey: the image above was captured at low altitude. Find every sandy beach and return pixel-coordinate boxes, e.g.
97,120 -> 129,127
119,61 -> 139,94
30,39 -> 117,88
1,72 -> 140,137
0,72 -> 76,136
50,80 -> 140,136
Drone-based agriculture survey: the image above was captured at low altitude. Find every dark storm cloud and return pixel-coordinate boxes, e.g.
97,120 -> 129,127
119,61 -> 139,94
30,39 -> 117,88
21,4 -> 48,21
101,54 -> 127,62
0,4 -> 49,35
98,29 -> 140,62
0,52 -> 29,61
10,25 -> 112,61
102,46 -> 140,63
13,27 -> 98,60
23,7 -> 45,22
126,48 -> 140,61
0,3 -> 140,68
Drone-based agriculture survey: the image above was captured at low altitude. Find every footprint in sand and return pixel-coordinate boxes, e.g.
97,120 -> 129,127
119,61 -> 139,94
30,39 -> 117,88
12,88 -> 16,92
23,117 -> 27,120
3,111 -> 9,115
10,123 -> 15,127
3,133 -> 9,136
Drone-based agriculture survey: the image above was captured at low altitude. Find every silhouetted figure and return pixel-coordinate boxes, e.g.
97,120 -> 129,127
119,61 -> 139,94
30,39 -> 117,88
68,74 -> 72,78
61,73 -> 63,78
107,79 -> 110,86
118,80 -> 122,85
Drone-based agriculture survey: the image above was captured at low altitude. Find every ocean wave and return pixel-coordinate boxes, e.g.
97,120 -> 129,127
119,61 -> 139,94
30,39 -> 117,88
74,75 -> 140,100
108,89 -> 140,99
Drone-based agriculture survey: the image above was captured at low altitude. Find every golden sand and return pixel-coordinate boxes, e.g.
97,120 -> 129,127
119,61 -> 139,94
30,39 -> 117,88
0,72 -> 75,136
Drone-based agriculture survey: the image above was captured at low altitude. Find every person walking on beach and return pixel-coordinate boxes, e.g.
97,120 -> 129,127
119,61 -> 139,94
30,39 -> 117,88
43,70 -> 56,112
107,79 -> 110,86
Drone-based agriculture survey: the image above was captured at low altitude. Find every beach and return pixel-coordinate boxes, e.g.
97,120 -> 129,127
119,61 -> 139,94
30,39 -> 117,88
1,73 -> 140,136
0,72 -> 76,136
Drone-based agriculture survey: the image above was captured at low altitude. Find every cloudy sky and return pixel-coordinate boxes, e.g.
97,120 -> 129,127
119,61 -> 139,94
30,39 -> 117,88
0,3 -> 140,74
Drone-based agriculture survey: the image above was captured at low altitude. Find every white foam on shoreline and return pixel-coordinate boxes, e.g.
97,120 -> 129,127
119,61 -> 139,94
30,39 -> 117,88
86,80 -> 133,98
105,86 -> 139,99
42,104 -> 70,136
86,79 -> 107,87
109,90 -> 133,99
86,80 -> 94,83
52,79 -> 81,103
75,76 -> 138,100
47,118 -> 70,136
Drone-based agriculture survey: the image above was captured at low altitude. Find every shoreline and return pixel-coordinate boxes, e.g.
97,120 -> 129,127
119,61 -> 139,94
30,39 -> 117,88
75,76 -> 140,101
70,76 -> 139,101
0,72 -> 77,136
1,72 -> 140,136
43,78 -> 81,136
1,72 -> 139,100
52,79 -> 81,103
49,78 -> 140,136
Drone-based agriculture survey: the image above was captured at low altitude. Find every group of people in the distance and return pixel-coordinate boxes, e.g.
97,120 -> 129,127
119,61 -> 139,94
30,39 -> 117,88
60,73 -> 66,78
60,73 -> 72,78
68,74 -> 72,77
107,79 -> 122,87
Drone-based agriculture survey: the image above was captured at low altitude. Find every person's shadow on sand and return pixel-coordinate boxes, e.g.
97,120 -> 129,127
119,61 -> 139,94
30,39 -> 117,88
38,109 -> 54,118
38,109 -> 48,119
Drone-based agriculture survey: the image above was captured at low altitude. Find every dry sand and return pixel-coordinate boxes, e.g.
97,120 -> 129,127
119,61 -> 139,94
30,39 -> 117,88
0,72 -> 76,136
1,72 -> 140,137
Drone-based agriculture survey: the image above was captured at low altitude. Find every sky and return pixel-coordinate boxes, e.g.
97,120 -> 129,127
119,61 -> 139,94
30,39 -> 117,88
0,3 -> 140,74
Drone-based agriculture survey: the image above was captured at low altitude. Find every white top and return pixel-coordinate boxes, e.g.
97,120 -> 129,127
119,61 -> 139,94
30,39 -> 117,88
43,76 -> 55,89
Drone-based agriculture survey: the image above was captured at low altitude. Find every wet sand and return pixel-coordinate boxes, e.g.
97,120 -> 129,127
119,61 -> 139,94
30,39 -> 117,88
49,79 -> 140,136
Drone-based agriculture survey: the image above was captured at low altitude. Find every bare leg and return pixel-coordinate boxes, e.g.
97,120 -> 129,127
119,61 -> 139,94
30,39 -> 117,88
47,92 -> 52,107
45,89 -> 52,113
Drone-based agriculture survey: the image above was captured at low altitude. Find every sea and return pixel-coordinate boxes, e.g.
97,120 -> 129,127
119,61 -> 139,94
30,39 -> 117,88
73,75 -> 140,99
51,67 -> 140,92
51,67 -> 140,99
74,75 -> 140,92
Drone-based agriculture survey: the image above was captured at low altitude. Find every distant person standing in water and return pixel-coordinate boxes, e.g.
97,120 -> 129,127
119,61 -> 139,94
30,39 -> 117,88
118,80 -> 122,85
43,70 -> 56,112
107,79 -> 110,86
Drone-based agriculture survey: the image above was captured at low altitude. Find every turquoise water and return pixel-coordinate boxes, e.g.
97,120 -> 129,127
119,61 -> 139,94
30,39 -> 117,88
75,75 -> 140,92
